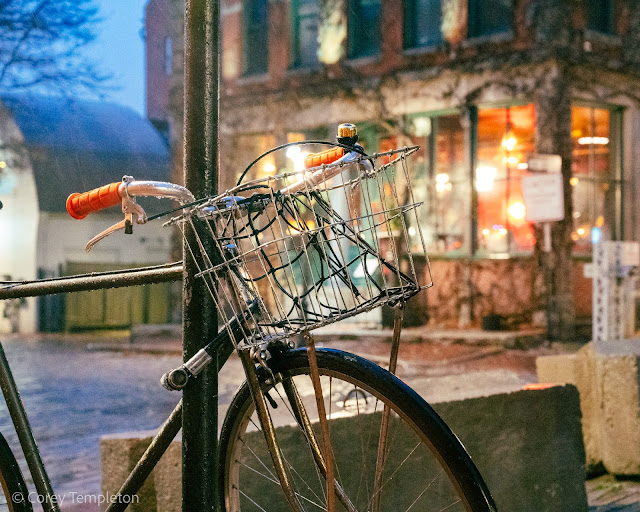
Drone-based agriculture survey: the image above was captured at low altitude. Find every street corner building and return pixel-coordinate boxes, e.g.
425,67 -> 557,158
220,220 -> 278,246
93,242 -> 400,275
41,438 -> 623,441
149,0 -> 640,336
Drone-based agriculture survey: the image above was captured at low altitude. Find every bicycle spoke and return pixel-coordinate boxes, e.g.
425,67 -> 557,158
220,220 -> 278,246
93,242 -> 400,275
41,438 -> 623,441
221,352 -> 483,511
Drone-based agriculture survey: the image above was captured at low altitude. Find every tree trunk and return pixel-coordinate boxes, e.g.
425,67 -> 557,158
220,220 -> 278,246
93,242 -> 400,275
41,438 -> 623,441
534,61 -> 575,340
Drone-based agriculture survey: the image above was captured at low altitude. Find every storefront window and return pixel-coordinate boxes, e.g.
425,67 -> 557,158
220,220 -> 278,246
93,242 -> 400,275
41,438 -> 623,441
571,105 -> 620,254
233,133 -> 277,186
397,114 -> 468,254
476,105 -> 536,255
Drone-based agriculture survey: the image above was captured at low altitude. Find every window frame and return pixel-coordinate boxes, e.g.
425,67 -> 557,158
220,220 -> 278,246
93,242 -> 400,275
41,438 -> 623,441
403,0 -> 444,51
346,0 -> 382,60
570,101 -> 624,252
289,0 -> 320,69
585,0 -> 615,35
242,0 -> 270,77
466,0 -> 514,40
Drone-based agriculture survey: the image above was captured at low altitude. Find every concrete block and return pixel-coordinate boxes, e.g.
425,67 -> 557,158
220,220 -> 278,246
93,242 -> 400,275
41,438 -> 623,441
434,385 -> 587,512
536,341 -> 640,475
101,386 -> 587,511
536,353 -> 578,386
100,431 -> 159,511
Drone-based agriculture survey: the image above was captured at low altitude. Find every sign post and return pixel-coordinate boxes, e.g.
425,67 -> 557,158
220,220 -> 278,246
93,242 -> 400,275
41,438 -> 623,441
523,154 -> 564,338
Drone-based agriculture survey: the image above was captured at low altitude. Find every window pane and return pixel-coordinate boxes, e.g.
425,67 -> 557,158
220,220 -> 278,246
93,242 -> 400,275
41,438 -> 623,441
347,0 -> 381,58
585,0 -> 613,34
234,133 -> 277,186
468,0 -> 512,38
571,106 -> 617,254
399,114 -> 468,254
476,105 -> 535,255
291,0 -> 320,68
243,0 -> 269,75
404,0 -> 443,48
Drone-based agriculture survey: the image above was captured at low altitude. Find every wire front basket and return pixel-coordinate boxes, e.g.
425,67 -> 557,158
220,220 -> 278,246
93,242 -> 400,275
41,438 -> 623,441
169,146 -> 432,348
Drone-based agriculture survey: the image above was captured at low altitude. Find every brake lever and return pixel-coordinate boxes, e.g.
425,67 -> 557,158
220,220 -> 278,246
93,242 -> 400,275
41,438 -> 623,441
85,199 -> 147,252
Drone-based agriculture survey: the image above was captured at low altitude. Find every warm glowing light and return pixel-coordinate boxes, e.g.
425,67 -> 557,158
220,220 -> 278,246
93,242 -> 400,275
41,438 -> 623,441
263,162 -> 276,174
413,117 -> 431,137
408,226 -> 416,236
578,137 -> 609,145
482,228 -> 490,236
475,166 -> 496,192
596,216 -> 604,227
435,173 -> 452,193
570,177 -> 579,186
571,233 -> 579,241
498,228 -> 508,236
503,156 -> 519,165
517,163 -> 529,170
502,133 -> 517,152
286,146 -> 301,159
507,201 -> 526,221
286,146 -> 310,172
577,227 -> 586,236
0,161 -> 6,169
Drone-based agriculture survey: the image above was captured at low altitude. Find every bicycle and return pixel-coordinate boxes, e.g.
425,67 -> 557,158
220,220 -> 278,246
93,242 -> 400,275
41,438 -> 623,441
0,123 -> 497,511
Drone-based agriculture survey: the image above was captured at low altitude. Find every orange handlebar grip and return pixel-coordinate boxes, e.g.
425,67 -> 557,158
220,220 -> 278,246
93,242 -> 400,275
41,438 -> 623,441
304,147 -> 344,169
66,182 -> 123,220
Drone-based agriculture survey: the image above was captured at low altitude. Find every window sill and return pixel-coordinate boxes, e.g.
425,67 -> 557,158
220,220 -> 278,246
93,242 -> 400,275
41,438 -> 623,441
462,31 -> 514,48
402,44 -> 445,57
287,65 -> 321,76
237,73 -> 269,85
345,54 -> 380,67
584,30 -> 622,46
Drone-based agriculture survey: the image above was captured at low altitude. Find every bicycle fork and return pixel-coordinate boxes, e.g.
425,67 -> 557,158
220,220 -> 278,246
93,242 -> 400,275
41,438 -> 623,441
240,331 -> 359,512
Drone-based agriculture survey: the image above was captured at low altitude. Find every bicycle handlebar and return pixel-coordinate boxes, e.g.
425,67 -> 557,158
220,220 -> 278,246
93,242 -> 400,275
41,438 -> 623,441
66,180 -> 195,220
66,182 -> 123,219
304,147 -> 344,168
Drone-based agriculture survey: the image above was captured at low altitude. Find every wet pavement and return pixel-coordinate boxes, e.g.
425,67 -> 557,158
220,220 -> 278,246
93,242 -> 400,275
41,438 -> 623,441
0,333 -> 636,511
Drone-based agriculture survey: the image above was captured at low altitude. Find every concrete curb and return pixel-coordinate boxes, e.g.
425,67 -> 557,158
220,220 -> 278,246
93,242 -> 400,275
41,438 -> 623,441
101,385 -> 587,511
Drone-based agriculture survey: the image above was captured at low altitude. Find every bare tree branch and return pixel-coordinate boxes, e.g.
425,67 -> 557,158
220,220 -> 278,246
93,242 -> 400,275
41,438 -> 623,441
0,0 -> 109,94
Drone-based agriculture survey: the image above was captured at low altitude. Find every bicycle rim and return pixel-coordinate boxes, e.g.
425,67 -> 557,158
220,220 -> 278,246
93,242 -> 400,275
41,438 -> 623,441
219,348 -> 496,512
0,432 -> 31,512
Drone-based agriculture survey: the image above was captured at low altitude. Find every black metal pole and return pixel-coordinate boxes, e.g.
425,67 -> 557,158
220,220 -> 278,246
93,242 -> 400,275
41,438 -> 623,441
0,263 -> 183,299
182,0 -> 219,510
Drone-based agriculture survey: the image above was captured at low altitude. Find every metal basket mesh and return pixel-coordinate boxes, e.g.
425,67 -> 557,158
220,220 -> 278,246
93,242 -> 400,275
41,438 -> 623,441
170,146 -> 432,348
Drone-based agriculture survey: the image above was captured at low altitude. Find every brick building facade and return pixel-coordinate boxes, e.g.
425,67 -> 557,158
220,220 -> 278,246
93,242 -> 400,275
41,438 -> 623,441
146,0 -> 640,337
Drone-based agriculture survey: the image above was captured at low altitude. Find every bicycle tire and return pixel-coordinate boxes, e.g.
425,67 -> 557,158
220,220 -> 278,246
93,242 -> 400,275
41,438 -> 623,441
219,348 -> 496,512
0,432 -> 32,512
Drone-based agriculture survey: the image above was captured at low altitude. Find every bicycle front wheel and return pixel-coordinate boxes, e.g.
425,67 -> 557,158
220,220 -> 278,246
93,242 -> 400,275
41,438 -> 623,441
219,348 -> 496,512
